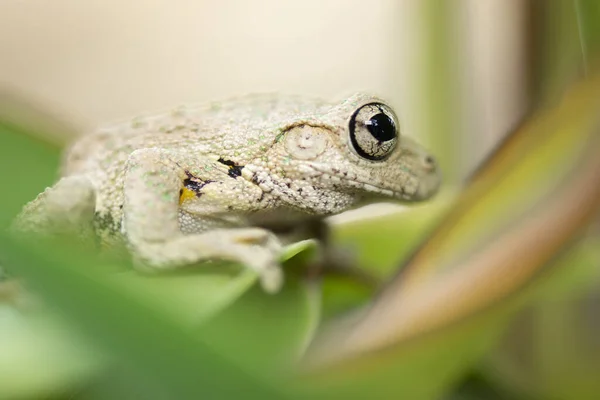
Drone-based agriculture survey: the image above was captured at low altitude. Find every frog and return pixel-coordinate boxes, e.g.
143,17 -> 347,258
12,93 -> 441,293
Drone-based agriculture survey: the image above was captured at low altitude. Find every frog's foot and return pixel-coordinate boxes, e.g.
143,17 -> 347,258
226,228 -> 284,293
130,228 -> 284,293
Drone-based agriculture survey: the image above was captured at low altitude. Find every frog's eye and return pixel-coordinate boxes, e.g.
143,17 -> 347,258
349,102 -> 398,161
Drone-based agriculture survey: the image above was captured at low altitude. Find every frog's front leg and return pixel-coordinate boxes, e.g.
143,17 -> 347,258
122,148 -> 283,293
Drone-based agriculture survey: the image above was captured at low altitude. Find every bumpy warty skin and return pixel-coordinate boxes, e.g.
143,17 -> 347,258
15,92 -> 441,292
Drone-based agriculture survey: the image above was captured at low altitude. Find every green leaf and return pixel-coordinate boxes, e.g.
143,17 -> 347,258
0,304 -> 103,399
112,267 -> 258,325
483,237 -> 600,400
575,0 -> 600,65
0,235 -> 288,399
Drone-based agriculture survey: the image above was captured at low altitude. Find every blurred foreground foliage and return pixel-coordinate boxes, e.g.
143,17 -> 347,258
2,1 -> 600,399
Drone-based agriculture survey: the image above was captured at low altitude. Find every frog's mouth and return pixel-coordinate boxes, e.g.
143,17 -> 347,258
306,162 -> 440,202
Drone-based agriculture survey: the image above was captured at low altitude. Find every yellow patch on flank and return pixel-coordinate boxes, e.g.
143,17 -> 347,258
179,187 -> 196,204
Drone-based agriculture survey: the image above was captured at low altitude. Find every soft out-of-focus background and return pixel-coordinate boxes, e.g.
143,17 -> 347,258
0,0 -> 527,178
2,1 -> 599,400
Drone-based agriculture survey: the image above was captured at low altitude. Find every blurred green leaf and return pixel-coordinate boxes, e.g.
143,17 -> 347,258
200,274 -> 321,371
575,0 -> 600,64
0,304 -> 103,399
0,234 -> 288,399
112,268 -> 258,325
531,0 -> 583,103
480,235 -> 600,400
332,197 -> 452,277
321,197 -> 451,319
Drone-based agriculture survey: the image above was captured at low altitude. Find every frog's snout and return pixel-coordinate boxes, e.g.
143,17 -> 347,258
414,154 -> 442,200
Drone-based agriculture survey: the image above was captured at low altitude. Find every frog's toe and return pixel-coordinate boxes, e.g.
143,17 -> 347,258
241,249 -> 283,294
258,263 -> 284,294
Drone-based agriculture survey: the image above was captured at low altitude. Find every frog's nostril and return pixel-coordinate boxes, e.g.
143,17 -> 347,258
423,155 -> 436,171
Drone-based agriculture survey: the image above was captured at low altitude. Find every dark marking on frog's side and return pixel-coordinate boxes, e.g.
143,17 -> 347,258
217,158 -> 244,178
249,172 -> 268,203
183,170 -> 214,198
94,211 -> 121,234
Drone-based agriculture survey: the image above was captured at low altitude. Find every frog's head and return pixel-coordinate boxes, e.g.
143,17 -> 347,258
273,93 -> 441,208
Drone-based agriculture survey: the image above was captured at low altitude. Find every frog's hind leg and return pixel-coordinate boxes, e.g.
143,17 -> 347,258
2,176 -> 95,300
11,175 -> 96,241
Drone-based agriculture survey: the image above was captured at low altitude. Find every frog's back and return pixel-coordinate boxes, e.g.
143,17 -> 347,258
62,93 -> 333,177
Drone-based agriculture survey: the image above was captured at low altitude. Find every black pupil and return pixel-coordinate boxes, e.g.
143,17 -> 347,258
366,113 -> 396,142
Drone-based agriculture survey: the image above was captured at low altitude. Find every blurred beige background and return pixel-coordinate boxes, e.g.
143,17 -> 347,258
0,0 -> 527,178
1,1 -> 407,127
